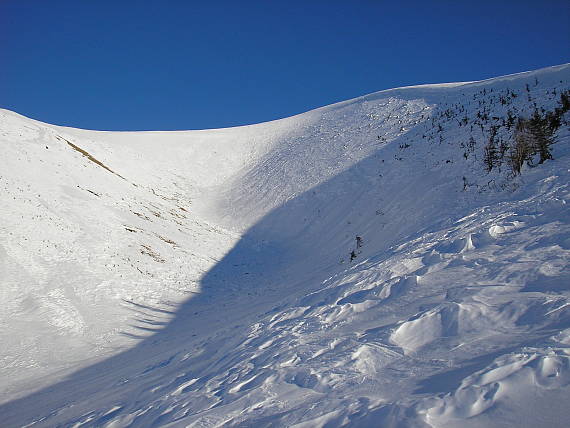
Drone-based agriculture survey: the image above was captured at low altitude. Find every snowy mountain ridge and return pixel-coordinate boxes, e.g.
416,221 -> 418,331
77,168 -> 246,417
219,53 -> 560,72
1,64 -> 569,427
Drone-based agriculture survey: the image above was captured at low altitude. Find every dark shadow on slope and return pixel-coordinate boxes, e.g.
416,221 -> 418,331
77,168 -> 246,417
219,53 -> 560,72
121,299 -> 178,315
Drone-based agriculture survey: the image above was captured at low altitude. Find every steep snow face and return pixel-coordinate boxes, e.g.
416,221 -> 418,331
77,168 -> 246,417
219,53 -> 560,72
1,64 -> 569,427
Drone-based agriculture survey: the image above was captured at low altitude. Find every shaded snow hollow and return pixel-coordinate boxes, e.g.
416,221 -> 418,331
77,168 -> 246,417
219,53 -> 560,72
1,64 -> 570,427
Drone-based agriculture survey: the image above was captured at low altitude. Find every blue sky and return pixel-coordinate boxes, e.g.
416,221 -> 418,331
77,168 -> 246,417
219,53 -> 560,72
1,1 -> 569,131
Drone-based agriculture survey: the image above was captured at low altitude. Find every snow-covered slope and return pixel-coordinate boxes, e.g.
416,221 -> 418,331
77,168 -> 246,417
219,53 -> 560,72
1,64 -> 569,427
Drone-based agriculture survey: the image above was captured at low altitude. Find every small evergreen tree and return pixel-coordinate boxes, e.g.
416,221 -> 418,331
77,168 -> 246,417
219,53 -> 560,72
509,119 -> 533,174
483,127 -> 499,171
528,110 -> 554,164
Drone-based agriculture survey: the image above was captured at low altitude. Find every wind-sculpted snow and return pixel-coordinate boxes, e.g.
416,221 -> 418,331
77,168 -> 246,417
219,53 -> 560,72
0,64 -> 569,427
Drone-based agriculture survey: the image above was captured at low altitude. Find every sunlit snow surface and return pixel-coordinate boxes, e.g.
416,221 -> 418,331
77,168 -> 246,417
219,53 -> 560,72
1,65 -> 570,427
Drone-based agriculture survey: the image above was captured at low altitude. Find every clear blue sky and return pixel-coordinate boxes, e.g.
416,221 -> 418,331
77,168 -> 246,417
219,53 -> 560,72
1,1 -> 569,131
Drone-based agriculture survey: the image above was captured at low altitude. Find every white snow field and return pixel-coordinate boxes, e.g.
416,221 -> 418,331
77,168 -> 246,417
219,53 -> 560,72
1,64 -> 570,427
